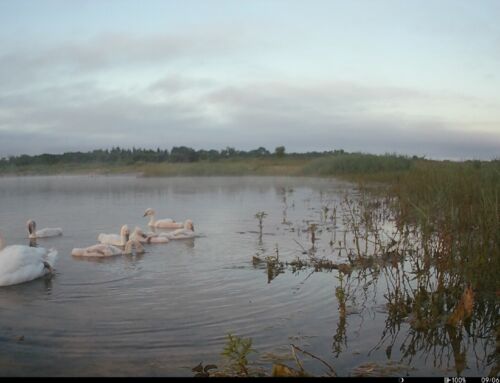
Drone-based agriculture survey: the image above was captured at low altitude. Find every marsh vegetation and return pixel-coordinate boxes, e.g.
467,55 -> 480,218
190,157 -> 499,377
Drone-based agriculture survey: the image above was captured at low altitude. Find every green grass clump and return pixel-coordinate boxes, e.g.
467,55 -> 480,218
302,153 -> 414,176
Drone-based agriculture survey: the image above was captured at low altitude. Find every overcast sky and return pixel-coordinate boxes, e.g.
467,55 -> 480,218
0,0 -> 499,160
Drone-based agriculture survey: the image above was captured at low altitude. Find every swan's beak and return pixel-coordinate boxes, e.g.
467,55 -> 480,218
143,212 -> 147,217
191,224 -> 195,231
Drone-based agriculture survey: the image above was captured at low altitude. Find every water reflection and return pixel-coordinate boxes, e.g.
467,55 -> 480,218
250,189 -> 498,377
71,253 -> 126,264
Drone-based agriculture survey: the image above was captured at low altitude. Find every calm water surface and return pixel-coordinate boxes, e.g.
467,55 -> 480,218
0,176 -> 494,376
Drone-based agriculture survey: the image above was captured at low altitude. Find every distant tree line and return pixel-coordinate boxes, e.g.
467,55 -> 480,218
0,146 -> 349,167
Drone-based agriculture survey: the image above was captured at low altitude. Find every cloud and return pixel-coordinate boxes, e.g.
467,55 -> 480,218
0,77 -> 498,160
199,80 -> 500,159
149,75 -> 215,95
0,31 -> 242,89
203,80 -> 482,125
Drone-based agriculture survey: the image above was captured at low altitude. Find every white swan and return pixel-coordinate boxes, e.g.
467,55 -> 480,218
0,233 -> 57,287
143,208 -> 183,229
130,226 -> 169,244
27,219 -> 63,239
161,219 -> 195,240
97,225 -> 130,247
71,239 -> 144,258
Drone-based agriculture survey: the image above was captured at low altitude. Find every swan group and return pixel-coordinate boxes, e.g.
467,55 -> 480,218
0,208 -> 197,287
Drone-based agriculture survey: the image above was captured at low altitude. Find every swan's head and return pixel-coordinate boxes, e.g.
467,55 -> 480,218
185,219 -> 194,231
71,248 -> 84,257
26,219 -> 37,238
120,225 -> 130,241
133,226 -> 148,240
143,208 -> 155,217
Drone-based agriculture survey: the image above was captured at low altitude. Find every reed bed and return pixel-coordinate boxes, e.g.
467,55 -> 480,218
245,155 -> 498,376
390,160 -> 500,289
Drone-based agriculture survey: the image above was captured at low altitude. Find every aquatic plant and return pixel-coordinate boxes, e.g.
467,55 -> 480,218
308,223 -> 318,249
255,211 -> 268,236
220,333 -> 256,376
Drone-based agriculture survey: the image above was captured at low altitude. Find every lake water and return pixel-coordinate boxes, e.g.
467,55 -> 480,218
0,176 -> 495,377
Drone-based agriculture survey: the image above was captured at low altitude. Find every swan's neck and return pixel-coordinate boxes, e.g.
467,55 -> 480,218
124,240 -> 133,254
121,232 -> 129,245
27,221 -> 37,238
148,214 -> 156,226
